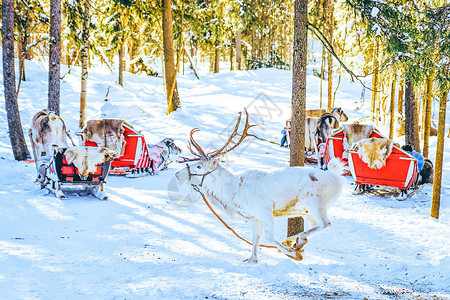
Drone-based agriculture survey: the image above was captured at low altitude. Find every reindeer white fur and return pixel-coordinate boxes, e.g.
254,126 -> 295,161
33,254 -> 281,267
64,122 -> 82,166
175,110 -> 346,262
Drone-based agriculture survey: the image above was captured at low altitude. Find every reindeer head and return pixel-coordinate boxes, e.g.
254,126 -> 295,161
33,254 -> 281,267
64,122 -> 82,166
175,109 -> 256,186
162,138 -> 182,156
331,107 -> 348,122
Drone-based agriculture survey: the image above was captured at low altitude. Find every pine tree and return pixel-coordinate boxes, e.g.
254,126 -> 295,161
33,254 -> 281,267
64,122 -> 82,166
163,0 -> 180,113
15,0 -> 48,82
2,0 -> 30,160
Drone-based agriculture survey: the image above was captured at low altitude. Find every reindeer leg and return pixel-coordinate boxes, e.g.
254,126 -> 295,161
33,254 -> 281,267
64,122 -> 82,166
295,201 -> 331,250
261,215 -> 303,260
244,219 -> 263,263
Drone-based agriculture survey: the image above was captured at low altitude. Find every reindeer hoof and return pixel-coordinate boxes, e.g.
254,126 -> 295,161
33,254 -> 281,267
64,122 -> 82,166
294,237 -> 308,251
282,236 -> 297,248
243,257 -> 258,263
285,250 -> 303,261
283,236 -> 308,251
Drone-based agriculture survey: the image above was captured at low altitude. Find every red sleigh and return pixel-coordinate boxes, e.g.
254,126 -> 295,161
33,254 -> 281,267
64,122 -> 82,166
29,134 -> 112,200
347,145 -> 419,193
321,125 -> 418,194
79,120 -> 154,177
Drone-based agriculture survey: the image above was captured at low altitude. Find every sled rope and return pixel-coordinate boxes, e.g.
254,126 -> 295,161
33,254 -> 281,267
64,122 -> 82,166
195,188 -> 276,249
253,135 -> 279,145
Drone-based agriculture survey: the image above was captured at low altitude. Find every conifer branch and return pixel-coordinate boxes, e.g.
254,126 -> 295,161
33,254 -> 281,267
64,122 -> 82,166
307,21 -> 374,91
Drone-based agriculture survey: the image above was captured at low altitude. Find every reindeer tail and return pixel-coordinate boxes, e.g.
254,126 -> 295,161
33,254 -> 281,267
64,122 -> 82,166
327,157 -> 346,176
326,158 -> 346,198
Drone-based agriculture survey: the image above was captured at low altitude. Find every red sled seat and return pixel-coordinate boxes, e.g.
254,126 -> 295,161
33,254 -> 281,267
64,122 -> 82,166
347,144 -> 419,191
79,121 -> 153,175
56,151 -> 110,182
110,123 -> 151,170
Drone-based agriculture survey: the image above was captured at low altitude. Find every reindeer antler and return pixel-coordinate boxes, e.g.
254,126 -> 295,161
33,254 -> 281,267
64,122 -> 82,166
177,109 -> 257,163
177,128 -> 208,162
188,128 -> 208,158
208,108 -> 257,158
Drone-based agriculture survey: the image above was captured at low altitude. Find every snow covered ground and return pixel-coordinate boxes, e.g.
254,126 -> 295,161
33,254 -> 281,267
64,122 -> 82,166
0,59 -> 449,299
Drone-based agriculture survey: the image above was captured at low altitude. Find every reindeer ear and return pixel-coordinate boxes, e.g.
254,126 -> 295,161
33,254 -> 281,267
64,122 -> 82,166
100,147 -> 117,159
164,138 -> 173,146
210,159 -> 220,169
385,141 -> 394,158
64,149 -> 77,164
109,150 -> 118,158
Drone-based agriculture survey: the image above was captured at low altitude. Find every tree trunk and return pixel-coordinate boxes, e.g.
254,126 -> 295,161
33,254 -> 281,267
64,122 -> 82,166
404,74 -> 420,152
371,39 -> 379,123
420,85 -> 426,138
67,52 -> 72,70
18,36 -> 27,81
251,27 -> 256,60
2,0 -> 30,160
230,38 -> 234,71
162,0 -> 180,114
214,42 -> 220,73
290,0 -> 307,167
48,0 -> 61,115
397,76 -> 404,115
326,0 -> 334,112
72,50 -> 79,67
79,0 -> 89,128
289,0 -> 308,240
287,217 -> 304,237
389,74 -> 396,139
118,44 -> 124,87
423,74 -> 434,158
236,30 -> 242,70
182,47 -> 185,75
209,51 -> 215,73
320,46 -> 325,109
185,48 -> 199,79
190,42 -> 195,63
431,90 -> 448,219
129,40 -> 136,73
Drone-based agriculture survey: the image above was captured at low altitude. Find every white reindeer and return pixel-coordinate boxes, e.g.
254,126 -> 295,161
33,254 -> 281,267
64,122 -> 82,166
175,110 -> 346,263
